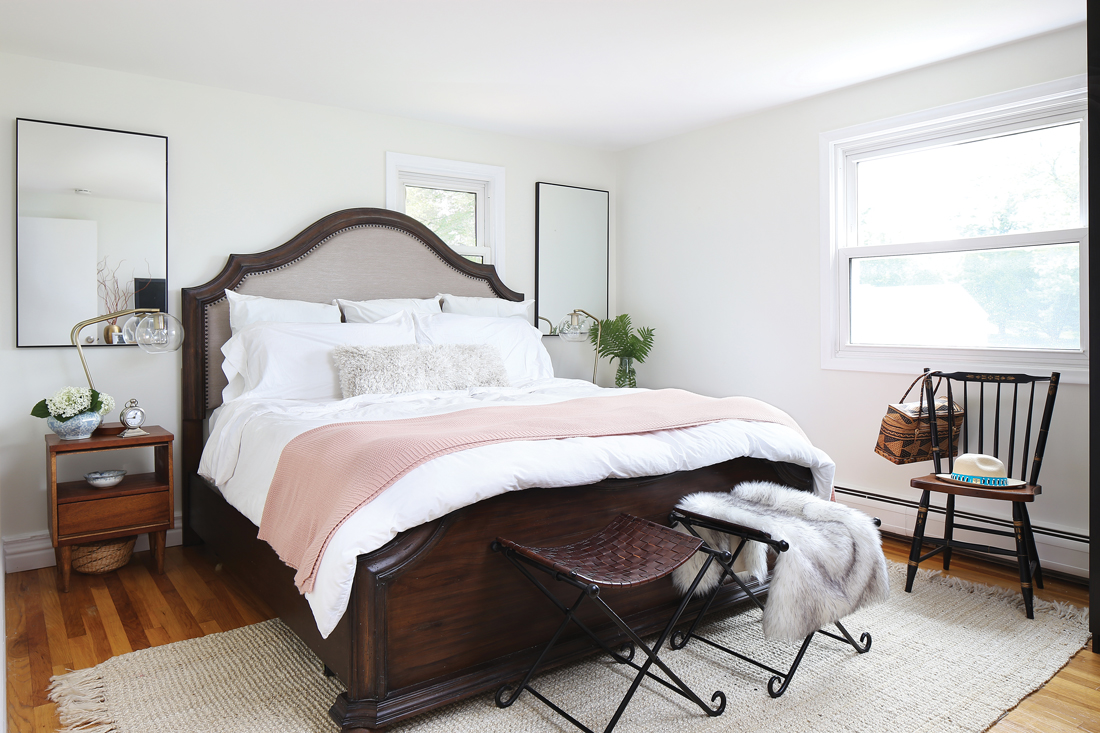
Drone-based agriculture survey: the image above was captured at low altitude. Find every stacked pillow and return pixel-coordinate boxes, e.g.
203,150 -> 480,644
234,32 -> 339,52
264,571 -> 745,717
335,297 -> 442,323
220,313 -> 417,402
225,290 -> 341,334
219,292 -> 553,403
438,293 -> 535,322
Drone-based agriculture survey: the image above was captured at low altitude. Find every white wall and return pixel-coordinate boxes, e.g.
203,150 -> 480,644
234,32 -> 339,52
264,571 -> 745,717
617,26 -> 1089,576
0,51 -> 617,548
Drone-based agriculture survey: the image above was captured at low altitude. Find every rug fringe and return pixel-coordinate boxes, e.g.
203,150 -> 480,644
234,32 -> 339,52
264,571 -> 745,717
47,666 -> 119,733
905,563 -> 1090,627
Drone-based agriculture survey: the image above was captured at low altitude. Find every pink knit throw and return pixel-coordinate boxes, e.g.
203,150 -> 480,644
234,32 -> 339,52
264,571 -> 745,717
258,389 -> 805,592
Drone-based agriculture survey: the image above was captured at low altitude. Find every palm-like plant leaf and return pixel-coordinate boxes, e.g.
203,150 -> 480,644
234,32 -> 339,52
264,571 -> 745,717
590,314 -> 655,363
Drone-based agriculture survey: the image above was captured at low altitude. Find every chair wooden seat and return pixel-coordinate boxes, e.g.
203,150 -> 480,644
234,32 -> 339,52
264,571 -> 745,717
904,370 -> 1059,619
910,474 -> 1041,502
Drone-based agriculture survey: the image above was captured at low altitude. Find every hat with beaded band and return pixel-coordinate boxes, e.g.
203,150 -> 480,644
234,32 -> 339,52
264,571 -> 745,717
936,453 -> 1026,488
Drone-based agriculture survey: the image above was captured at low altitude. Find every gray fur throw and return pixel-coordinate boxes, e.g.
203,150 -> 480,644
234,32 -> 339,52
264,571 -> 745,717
672,481 -> 889,641
333,344 -> 510,396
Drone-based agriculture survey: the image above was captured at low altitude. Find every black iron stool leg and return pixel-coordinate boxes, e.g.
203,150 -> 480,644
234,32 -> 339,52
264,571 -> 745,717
496,588 -> 589,708
824,620 -> 872,654
765,633 -> 815,698
906,490 -> 931,593
589,560 -> 726,732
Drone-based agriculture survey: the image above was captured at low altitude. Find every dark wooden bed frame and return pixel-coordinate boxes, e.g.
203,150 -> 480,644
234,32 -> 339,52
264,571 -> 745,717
181,208 -> 813,732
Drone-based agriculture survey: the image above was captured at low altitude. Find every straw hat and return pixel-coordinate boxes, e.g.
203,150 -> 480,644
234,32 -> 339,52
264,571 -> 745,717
936,453 -> 1025,488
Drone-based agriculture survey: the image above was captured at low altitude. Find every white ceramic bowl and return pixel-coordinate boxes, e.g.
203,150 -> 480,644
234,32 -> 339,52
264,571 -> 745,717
84,470 -> 126,488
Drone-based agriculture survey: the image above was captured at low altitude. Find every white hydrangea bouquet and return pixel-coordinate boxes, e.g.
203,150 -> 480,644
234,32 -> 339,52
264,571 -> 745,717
31,386 -> 115,422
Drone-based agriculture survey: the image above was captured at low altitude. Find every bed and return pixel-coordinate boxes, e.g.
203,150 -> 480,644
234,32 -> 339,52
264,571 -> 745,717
181,207 -> 833,732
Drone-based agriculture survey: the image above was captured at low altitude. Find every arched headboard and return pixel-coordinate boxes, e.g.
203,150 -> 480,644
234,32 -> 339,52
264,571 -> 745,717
180,207 -> 522,476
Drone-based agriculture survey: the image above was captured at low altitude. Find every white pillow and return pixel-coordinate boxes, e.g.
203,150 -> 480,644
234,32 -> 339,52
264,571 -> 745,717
333,344 -> 509,397
225,290 -> 342,334
336,297 -> 442,323
438,293 -> 535,322
413,312 -> 554,384
220,313 -> 417,402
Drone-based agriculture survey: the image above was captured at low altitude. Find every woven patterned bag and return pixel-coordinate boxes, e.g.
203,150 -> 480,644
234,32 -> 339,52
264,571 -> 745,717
875,372 -> 964,465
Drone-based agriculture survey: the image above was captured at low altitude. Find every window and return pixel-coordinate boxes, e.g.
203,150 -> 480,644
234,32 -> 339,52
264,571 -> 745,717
820,77 -> 1088,381
386,153 -> 506,276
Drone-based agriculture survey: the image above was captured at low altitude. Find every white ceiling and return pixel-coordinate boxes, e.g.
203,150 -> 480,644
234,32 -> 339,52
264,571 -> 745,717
0,0 -> 1085,150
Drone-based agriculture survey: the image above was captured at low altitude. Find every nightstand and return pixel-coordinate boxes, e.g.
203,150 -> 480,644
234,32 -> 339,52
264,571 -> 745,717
46,424 -> 174,592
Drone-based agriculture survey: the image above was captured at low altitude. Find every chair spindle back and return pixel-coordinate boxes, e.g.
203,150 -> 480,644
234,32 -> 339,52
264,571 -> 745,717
924,371 -> 1059,487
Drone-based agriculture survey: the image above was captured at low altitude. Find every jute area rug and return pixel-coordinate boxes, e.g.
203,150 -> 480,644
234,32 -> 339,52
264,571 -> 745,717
51,562 -> 1089,733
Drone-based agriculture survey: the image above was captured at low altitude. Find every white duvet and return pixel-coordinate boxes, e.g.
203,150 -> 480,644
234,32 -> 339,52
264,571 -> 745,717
199,378 -> 836,637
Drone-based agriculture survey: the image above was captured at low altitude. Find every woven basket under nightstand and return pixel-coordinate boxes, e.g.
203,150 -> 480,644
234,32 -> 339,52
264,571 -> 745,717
71,536 -> 137,575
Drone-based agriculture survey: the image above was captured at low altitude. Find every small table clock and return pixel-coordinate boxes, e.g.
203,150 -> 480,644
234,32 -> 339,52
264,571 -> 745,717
118,399 -> 149,438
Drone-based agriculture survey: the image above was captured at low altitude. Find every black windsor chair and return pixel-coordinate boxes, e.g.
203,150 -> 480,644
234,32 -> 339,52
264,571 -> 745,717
906,370 -> 1060,618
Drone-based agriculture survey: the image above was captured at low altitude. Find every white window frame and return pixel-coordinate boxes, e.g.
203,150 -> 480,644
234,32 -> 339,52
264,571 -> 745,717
386,152 -> 506,278
820,76 -> 1089,384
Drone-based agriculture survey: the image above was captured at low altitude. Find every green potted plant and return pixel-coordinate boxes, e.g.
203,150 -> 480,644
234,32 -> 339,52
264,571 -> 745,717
590,314 -> 654,388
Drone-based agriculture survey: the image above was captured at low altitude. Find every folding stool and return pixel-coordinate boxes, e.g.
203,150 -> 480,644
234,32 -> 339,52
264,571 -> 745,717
492,513 -> 727,733
668,507 -> 877,698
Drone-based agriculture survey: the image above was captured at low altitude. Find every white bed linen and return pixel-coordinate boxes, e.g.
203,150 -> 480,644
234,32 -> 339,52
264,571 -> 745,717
199,378 -> 835,637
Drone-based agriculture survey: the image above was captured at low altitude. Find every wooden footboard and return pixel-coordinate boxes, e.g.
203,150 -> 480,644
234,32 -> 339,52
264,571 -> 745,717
188,456 -> 811,732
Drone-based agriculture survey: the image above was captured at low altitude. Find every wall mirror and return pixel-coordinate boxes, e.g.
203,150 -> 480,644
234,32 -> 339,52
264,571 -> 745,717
16,119 -> 168,347
535,182 -> 609,332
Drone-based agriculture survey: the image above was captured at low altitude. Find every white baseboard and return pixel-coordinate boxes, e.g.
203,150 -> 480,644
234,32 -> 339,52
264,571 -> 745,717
835,493 -> 1089,580
3,512 -> 184,574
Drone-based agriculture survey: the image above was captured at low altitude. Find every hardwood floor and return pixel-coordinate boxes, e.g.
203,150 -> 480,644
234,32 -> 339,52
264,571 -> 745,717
4,537 -> 1093,732
5,546 -> 275,732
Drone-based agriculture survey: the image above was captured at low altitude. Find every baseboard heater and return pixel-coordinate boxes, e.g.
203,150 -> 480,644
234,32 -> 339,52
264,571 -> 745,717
833,486 -> 1088,545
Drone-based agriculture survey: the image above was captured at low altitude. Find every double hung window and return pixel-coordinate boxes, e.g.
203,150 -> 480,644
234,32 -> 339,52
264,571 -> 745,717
821,78 -> 1087,380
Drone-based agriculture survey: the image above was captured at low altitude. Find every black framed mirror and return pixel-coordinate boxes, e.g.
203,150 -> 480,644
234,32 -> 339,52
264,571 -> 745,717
535,182 -> 609,333
16,119 -> 168,347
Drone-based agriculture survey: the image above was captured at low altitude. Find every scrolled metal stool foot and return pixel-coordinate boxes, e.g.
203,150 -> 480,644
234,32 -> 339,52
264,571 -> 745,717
495,684 -> 520,708
669,629 -> 690,650
767,675 -> 790,698
612,641 -> 636,663
709,690 -> 727,715
834,621 -> 872,653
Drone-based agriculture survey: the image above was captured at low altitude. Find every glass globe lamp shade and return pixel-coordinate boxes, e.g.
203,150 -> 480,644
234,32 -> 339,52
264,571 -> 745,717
129,312 -> 184,353
557,312 -> 591,342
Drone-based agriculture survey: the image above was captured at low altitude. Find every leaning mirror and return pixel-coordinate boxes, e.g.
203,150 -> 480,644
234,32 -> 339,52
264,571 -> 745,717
16,119 -> 168,347
535,182 -> 609,332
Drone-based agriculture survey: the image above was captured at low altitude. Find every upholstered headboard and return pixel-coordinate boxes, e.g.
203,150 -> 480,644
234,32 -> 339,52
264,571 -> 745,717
180,208 -> 522,476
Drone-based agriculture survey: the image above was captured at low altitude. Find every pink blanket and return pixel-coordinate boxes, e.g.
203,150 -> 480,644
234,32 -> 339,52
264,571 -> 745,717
258,389 -> 806,592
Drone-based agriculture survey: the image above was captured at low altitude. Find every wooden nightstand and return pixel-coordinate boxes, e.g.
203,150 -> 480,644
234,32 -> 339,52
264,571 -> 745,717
46,424 -> 174,592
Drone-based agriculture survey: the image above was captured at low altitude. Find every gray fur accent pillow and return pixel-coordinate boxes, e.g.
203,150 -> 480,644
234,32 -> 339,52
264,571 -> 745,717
333,343 -> 510,396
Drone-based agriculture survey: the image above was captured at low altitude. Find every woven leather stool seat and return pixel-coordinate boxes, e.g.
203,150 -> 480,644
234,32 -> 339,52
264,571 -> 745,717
493,513 -> 726,733
496,513 -> 702,588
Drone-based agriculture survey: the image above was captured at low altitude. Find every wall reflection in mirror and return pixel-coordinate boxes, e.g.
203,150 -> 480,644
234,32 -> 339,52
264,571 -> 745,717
17,119 -> 168,347
535,182 -> 609,333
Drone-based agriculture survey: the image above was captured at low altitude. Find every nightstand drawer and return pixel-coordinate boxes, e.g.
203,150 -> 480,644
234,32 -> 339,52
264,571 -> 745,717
57,491 -> 169,538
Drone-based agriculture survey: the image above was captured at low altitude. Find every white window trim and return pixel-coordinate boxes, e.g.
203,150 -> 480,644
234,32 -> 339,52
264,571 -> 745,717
385,152 -> 506,279
819,75 -> 1089,384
